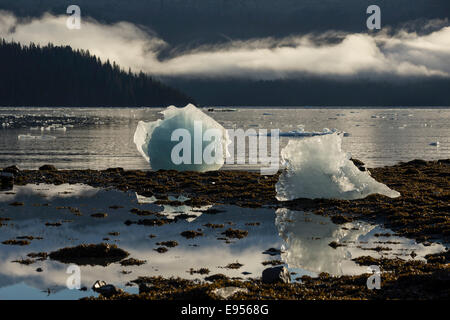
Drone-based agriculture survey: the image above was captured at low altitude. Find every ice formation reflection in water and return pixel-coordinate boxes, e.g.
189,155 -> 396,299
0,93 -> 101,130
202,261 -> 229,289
0,184 -> 445,299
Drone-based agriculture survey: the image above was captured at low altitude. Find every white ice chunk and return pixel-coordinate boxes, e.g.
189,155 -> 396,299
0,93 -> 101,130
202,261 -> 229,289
267,127 -> 337,137
18,134 -> 56,141
134,104 -> 230,171
276,133 -> 400,200
18,134 -> 36,141
37,135 -> 57,141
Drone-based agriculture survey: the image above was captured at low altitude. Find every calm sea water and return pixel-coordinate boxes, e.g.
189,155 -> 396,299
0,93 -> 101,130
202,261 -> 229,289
0,107 -> 449,170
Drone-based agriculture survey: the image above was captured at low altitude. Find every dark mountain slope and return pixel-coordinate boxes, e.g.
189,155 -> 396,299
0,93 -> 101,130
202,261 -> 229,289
0,40 -> 194,107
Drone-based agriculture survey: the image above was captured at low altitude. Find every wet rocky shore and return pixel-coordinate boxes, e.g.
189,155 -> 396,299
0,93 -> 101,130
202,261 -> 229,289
1,159 -> 449,300
89,251 -> 449,300
3,159 -> 449,243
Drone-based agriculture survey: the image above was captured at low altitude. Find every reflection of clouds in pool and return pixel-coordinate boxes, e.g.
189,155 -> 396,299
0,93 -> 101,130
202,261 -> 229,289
0,185 -> 280,298
135,193 -> 210,222
0,185 -> 445,299
0,183 -> 100,201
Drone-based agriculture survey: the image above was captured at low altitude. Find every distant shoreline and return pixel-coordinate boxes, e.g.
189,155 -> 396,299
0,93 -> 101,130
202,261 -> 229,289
1,105 -> 450,109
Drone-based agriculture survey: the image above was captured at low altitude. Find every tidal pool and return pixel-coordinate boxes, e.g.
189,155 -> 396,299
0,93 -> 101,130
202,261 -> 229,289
0,184 -> 445,299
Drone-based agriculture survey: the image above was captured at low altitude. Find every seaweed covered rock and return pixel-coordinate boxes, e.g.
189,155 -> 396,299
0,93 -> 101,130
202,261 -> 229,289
2,165 -> 20,175
221,228 -> 248,239
39,164 -> 57,171
49,243 -> 129,266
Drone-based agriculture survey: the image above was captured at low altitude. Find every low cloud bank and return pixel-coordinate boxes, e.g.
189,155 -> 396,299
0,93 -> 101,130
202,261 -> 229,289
1,11 -> 449,80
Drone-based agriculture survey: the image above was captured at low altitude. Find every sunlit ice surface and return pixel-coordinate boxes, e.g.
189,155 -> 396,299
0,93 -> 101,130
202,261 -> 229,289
0,184 -> 445,299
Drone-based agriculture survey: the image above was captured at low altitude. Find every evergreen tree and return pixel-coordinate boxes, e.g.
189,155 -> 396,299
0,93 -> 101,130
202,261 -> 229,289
0,40 -> 195,107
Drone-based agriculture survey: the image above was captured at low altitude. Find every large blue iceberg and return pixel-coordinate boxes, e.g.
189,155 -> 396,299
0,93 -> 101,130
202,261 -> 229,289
134,104 -> 230,171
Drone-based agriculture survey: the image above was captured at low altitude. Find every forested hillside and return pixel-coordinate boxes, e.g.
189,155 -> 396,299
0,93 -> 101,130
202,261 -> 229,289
0,40 -> 193,107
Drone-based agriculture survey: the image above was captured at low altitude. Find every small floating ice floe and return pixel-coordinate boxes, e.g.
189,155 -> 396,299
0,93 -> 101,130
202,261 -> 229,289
18,134 -> 56,141
55,126 -> 67,132
268,127 -> 336,137
134,104 -> 230,171
207,108 -> 237,112
18,134 -> 35,141
276,133 -> 400,200
39,135 -> 57,141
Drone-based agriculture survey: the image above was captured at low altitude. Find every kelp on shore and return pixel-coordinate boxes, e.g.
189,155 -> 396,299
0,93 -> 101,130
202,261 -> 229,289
4,159 -> 449,244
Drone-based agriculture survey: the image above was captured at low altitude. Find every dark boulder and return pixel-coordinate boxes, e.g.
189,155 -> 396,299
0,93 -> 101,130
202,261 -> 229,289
92,280 -> 123,298
407,159 -> 427,167
437,159 -> 450,165
262,266 -> 291,284
3,165 -> 20,175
